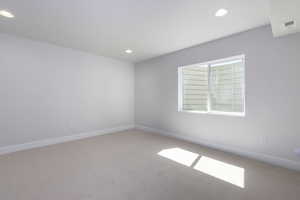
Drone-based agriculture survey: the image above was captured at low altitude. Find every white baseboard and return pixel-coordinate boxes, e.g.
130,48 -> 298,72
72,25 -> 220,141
136,125 -> 300,171
0,125 -> 135,156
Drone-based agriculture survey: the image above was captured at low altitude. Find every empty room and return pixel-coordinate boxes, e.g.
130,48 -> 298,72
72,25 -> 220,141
1,0 -> 300,199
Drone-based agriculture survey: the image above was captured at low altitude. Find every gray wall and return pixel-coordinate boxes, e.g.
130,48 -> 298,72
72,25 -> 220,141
0,33 -> 134,147
135,26 -> 300,163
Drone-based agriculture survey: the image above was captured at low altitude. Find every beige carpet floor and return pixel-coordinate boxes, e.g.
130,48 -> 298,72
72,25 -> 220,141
0,129 -> 299,200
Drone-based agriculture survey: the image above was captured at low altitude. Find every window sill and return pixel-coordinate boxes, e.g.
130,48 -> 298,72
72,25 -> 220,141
178,110 -> 245,117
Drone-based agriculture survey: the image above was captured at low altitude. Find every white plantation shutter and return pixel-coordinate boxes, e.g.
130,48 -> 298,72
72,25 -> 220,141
179,55 -> 245,116
210,59 -> 245,113
182,65 -> 208,112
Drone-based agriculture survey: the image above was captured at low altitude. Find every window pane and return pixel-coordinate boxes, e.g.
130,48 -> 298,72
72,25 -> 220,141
182,65 -> 208,112
210,60 -> 245,113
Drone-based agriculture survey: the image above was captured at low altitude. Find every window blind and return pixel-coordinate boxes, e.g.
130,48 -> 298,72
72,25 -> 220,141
210,60 -> 245,113
182,65 -> 208,112
179,55 -> 245,116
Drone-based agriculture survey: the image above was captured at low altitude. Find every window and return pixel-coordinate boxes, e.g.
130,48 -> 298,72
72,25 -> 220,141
178,55 -> 245,116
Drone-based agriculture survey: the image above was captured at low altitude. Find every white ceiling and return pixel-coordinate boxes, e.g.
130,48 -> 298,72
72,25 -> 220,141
0,0 -> 270,62
270,0 -> 300,37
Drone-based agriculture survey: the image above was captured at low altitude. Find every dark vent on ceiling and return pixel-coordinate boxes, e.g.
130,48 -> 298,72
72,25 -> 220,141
284,20 -> 295,27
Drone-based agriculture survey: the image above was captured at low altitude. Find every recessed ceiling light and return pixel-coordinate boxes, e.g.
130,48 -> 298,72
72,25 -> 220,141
215,8 -> 228,17
0,10 -> 14,18
125,49 -> 133,54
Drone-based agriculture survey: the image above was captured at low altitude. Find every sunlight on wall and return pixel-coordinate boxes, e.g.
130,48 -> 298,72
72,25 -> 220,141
194,156 -> 244,188
158,148 -> 244,188
158,148 -> 199,166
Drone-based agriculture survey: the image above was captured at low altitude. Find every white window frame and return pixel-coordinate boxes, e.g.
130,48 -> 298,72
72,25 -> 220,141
178,55 -> 245,117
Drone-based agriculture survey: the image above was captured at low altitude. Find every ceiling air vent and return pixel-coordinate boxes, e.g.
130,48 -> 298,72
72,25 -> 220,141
284,20 -> 296,28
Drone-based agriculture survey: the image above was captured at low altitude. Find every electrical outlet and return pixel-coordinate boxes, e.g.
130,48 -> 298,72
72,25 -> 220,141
294,148 -> 300,157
